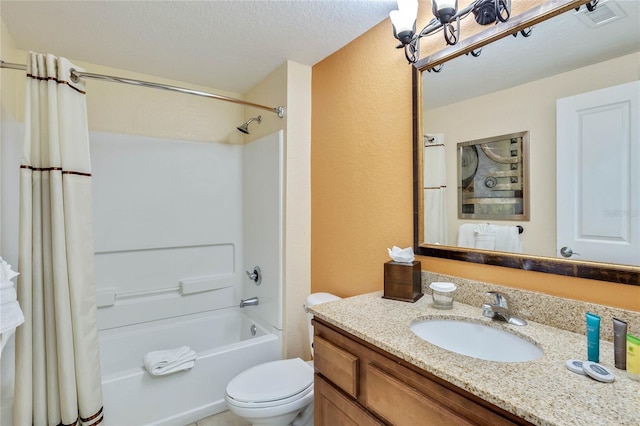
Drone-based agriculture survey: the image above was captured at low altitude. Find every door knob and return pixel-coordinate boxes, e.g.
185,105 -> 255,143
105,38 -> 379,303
560,247 -> 580,258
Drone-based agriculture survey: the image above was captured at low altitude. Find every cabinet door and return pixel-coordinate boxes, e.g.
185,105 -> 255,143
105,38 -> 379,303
366,364 -> 475,426
315,375 -> 383,426
313,335 -> 359,398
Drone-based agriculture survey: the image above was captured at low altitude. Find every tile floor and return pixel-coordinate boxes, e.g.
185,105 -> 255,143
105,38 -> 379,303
186,410 -> 250,426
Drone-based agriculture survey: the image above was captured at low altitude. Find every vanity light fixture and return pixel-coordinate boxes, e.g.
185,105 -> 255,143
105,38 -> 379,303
390,0 -> 512,63
576,0 -> 599,12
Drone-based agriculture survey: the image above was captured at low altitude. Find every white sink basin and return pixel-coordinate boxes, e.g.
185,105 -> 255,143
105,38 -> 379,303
410,318 -> 543,362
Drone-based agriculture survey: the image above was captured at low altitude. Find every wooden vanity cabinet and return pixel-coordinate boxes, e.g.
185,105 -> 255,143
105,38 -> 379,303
313,318 -> 532,426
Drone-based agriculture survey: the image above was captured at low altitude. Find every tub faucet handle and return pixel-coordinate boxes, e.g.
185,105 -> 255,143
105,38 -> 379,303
245,266 -> 262,286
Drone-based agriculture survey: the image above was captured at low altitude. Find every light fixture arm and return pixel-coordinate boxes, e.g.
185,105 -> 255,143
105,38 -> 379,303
443,16 -> 461,45
390,0 -> 512,64
575,0 -> 598,11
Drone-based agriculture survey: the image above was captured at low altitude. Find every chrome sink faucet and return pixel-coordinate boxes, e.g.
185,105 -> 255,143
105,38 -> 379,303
482,291 -> 527,326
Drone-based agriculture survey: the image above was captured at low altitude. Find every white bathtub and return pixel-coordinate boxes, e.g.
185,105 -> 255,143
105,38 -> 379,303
98,308 -> 281,426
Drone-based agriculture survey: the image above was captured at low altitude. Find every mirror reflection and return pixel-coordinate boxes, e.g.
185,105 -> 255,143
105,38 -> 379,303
420,0 -> 639,267
457,131 -> 528,221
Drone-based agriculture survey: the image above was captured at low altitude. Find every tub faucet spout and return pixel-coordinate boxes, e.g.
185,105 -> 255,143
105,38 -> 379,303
239,297 -> 259,308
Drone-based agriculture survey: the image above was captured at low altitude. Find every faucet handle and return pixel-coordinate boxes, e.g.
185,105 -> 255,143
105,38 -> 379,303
485,291 -> 509,308
481,303 -> 494,318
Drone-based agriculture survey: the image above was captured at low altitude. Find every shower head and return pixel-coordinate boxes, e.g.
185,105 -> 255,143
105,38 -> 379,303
236,116 -> 262,134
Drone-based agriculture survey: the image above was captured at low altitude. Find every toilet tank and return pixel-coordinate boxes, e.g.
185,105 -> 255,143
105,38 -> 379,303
304,292 -> 341,356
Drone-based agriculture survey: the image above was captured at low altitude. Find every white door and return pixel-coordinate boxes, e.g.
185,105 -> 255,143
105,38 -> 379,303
557,81 -> 640,265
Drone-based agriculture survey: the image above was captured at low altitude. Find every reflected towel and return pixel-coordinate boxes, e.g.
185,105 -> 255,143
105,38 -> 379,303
1,327 -> 17,357
474,223 -> 496,250
0,301 -> 25,334
143,346 -> 196,376
494,225 -> 523,253
0,286 -> 17,305
458,224 -> 522,253
457,224 -> 477,248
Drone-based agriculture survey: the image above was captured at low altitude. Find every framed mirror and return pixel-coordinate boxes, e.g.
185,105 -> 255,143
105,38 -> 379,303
413,0 -> 640,285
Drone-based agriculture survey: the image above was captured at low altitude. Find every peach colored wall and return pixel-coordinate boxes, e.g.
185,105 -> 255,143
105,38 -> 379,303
423,256 -> 640,311
312,18 -> 414,299
311,10 -> 640,311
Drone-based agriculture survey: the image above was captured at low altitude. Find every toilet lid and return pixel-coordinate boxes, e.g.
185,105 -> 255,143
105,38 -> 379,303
226,358 -> 313,404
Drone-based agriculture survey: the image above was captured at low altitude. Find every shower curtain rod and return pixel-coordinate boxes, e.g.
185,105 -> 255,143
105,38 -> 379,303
0,60 -> 285,118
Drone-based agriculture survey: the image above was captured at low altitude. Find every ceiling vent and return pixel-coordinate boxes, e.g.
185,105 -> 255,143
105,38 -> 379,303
574,0 -> 627,28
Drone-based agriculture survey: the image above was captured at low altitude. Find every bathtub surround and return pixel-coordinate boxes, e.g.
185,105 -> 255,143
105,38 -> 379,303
90,132 -> 245,328
89,130 -> 283,424
241,131 -> 285,334
14,52 -> 103,425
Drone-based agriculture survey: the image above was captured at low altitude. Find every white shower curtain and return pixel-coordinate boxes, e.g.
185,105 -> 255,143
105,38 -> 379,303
13,52 -> 104,426
423,135 -> 448,245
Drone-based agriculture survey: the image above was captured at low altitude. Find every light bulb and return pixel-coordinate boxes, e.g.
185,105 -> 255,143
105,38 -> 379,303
433,0 -> 458,23
390,0 -> 418,45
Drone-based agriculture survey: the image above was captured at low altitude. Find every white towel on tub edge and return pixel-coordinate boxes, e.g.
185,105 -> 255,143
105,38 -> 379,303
143,346 -> 197,376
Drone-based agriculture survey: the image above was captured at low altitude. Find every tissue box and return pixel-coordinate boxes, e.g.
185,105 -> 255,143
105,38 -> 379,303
383,261 -> 422,302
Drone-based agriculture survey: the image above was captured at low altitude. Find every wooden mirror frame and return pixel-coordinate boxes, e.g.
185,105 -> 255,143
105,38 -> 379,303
412,0 -> 640,286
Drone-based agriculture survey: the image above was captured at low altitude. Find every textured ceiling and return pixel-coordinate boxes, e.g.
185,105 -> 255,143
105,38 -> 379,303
2,0 -> 397,93
5,1 -> 637,101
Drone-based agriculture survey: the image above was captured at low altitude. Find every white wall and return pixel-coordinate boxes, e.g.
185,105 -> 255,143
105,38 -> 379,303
424,52 -> 640,257
244,61 -> 312,360
282,61 -> 312,360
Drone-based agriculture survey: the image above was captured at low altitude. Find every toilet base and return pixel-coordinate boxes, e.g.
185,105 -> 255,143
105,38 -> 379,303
291,403 -> 313,426
227,402 -> 313,426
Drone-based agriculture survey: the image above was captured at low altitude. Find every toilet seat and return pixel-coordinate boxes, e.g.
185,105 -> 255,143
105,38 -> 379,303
225,358 -> 314,409
226,384 -> 313,409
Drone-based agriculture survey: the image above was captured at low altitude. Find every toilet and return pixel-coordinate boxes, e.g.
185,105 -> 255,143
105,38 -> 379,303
224,292 -> 341,426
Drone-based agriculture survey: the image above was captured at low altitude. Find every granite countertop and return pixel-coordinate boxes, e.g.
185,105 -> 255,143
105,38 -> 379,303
309,291 -> 640,426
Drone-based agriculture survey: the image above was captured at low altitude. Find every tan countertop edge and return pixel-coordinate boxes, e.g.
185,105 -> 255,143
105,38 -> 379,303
309,291 -> 640,426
